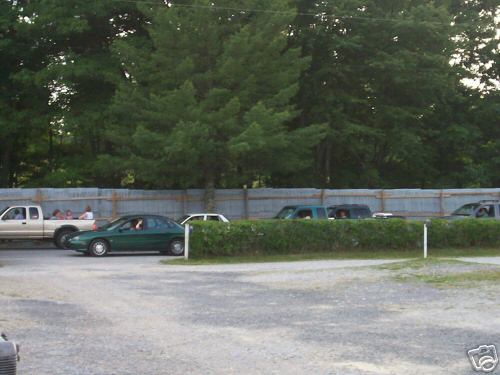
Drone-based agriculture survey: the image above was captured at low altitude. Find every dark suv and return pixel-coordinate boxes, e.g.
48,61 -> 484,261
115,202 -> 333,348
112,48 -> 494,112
327,204 -> 373,219
275,205 -> 329,220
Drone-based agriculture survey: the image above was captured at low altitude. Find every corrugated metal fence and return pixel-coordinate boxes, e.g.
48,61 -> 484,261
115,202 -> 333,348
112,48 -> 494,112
1,187 -> 500,220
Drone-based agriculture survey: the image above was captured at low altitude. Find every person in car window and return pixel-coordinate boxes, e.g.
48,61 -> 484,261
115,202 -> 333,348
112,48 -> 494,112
14,209 -> 24,220
135,219 -> 143,230
336,209 -> 348,219
476,207 -> 490,218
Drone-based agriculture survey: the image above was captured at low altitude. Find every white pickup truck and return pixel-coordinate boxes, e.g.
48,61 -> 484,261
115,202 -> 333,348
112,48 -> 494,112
0,205 -> 96,248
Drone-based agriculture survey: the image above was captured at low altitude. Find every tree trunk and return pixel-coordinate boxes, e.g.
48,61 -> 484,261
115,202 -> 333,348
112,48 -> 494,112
324,140 -> 331,185
203,169 -> 216,211
0,142 -> 12,188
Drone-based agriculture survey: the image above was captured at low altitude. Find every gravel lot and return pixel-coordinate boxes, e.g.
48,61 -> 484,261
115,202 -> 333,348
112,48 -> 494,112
0,249 -> 499,375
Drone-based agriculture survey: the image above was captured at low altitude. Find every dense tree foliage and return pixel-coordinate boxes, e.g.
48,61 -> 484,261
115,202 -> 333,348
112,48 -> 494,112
0,0 -> 498,206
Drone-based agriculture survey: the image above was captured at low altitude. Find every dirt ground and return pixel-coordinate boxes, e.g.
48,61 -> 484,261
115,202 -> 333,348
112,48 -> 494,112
0,249 -> 499,375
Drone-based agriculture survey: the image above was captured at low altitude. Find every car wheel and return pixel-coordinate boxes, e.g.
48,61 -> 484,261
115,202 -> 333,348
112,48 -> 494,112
89,239 -> 109,257
168,238 -> 184,256
54,228 -> 75,249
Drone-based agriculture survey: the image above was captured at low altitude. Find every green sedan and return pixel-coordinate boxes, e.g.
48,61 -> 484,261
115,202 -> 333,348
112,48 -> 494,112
66,215 -> 185,257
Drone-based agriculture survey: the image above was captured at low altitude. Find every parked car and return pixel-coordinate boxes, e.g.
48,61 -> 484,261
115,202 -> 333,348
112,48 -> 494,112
446,200 -> 500,220
177,213 -> 229,225
0,332 -> 19,375
327,204 -> 372,219
275,205 -> 329,220
0,205 -> 96,249
66,215 -> 184,257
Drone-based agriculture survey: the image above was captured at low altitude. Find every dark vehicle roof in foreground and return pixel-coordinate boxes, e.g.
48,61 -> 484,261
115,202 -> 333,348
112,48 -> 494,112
281,205 -> 326,209
328,204 -> 370,208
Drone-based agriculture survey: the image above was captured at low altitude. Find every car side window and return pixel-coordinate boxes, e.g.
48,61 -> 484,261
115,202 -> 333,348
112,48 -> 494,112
296,209 -> 312,219
4,207 -> 26,220
352,208 -> 369,218
29,207 -> 39,220
146,217 -> 171,229
120,219 -> 143,231
207,215 -> 220,221
476,205 -> 494,218
189,216 -> 204,221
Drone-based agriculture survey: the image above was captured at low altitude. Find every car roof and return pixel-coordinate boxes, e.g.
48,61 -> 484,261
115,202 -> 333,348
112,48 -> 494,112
186,213 -> 225,216
328,204 -> 370,209
284,205 -> 324,210
118,214 -> 171,220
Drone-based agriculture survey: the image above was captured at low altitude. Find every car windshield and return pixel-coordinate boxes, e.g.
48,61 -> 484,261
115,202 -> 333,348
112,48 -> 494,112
275,207 -> 296,219
99,217 -> 129,231
0,207 -> 9,217
452,203 -> 479,216
176,215 -> 190,223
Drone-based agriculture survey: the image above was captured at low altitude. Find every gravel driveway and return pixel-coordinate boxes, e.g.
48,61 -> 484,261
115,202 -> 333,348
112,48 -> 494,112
0,250 -> 499,375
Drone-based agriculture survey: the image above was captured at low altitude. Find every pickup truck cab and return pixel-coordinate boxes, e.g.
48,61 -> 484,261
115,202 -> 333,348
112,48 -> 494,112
0,205 -> 96,248
447,200 -> 500,219
275,205 -> 329,220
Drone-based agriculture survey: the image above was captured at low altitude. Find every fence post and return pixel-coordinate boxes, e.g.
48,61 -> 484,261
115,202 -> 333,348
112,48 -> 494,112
184,224 -> 190,260
379,189 -> 385,212
243,185 -> 249,219
320,188 -> 325,205
182,189 -> 188,215
111,191 -> 118,219
439,189 -> 444,217
423,222 -> 428,259
34,189 -> 44,205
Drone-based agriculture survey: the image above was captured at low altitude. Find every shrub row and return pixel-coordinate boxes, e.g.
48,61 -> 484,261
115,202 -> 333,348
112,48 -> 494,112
188,219 -> 500,258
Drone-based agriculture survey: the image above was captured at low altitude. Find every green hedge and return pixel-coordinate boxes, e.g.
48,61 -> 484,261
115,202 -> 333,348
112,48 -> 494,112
188,219 -> 500,258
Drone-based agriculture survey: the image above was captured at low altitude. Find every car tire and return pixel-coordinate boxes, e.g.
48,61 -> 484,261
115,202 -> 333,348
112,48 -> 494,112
168,238 -> 184,256
54,228 -> 75,249
89,239 -> 109,257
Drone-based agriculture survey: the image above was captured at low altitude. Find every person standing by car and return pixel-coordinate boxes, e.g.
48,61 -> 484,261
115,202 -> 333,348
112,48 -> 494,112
79,205 -> 94,220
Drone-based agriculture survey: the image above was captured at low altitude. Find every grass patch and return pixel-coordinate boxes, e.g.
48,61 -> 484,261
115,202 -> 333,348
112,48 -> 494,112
425,247 -> 500,257
379,257 -> 500,288
162,250 -> 421,265
377,257 -> 468,271
162,247 -> 500,266
415,269 -> 500,286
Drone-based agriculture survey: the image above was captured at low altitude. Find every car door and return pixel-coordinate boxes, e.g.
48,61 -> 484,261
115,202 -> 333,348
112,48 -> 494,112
144,217 -> 176,250
109,217 -> 150,251
26,207 -> 44,238
0,207 -> 27,238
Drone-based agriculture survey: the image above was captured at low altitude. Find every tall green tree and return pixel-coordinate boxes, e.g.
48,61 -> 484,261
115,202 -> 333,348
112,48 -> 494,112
18,0 -> 147,187
289,0 -> 462,188
103,0 -> 325,208
0,0 -> 52,187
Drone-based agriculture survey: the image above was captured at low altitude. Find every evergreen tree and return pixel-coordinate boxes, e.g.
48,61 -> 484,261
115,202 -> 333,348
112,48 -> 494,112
104,0 -> 325,208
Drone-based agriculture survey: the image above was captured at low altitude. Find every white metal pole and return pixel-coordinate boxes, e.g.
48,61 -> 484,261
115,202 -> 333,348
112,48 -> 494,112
423,223 -> 428,259
184,224 -> 190,260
